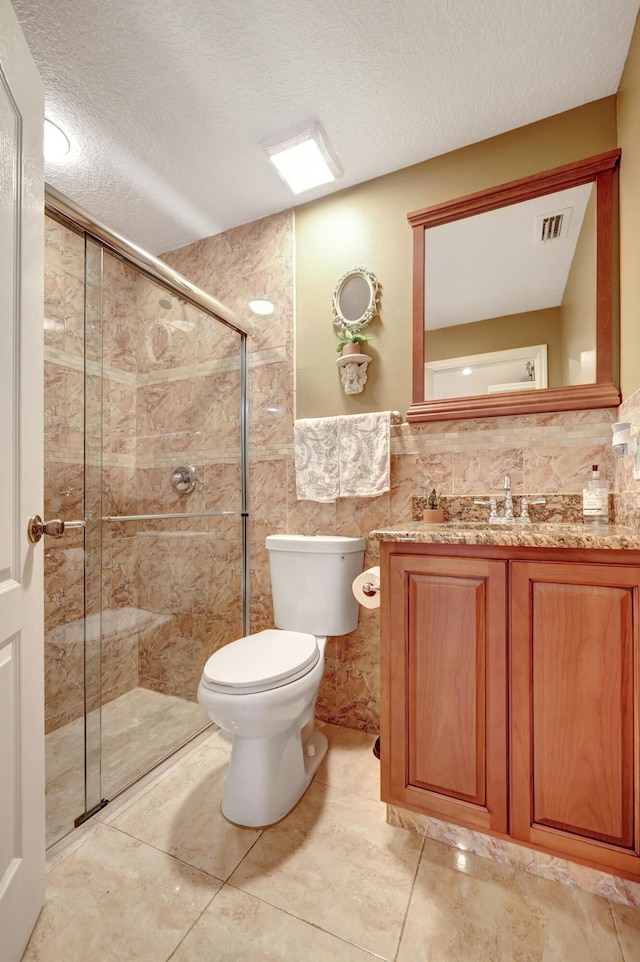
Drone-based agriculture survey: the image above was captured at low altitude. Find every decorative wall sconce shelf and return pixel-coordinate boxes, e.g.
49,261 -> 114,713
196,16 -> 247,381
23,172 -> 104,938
336,353 -> 372,395
332,266 -> 381,396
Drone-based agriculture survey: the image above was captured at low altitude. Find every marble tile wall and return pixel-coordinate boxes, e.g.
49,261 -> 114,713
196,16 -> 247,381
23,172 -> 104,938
613,386 -> 640,526
99,255 -> 141,710
131,269 -> 244,701
97,250 -> 246,705
162,212 -> 295,680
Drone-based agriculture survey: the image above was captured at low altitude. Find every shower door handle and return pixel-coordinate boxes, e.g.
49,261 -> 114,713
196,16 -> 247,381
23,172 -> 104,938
27,514 -> 85,544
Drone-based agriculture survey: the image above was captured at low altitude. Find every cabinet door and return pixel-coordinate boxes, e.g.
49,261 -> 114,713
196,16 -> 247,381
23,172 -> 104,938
511,561 -> 640,876
382,552 -> 508,834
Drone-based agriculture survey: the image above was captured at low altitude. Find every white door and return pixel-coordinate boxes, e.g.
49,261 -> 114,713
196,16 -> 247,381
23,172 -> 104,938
0,1 -> 45,960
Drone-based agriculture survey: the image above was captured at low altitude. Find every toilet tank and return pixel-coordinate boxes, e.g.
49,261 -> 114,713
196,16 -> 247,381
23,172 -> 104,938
266,535 -> 366,636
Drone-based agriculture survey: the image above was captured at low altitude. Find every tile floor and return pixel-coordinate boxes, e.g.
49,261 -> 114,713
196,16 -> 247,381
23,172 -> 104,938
25,724 -> 640,961
46,687 -> 208,847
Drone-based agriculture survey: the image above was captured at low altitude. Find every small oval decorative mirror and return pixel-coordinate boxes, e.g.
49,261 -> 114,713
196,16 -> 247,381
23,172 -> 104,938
332,267 -> 380,332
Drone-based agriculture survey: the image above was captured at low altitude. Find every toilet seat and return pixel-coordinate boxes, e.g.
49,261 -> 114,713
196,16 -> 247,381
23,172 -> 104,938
201,629 -> 319,695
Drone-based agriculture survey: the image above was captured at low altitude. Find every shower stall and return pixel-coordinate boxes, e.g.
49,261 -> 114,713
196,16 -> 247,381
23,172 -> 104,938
43,193 -> 248,849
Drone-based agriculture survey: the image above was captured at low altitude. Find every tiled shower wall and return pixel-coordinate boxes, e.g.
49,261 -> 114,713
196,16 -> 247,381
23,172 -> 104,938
163,212 -> 621,735
132,281 -> 244,701
44,217 -> 243,733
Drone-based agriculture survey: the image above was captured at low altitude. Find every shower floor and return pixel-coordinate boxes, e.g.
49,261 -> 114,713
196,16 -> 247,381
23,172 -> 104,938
46,687 -> 209,848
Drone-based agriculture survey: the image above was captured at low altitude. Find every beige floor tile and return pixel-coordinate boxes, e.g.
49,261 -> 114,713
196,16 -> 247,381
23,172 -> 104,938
611,902 -> 640,961
22,824 -> 219,962
397,839 -> 624,962
99,687 -> 209,798
109,734 -> 260,880
46,687 -> 208,848
228,781 -> 422,960
316,724 -> 381,802
172,884 -> 381,961
99,727 -> 223,828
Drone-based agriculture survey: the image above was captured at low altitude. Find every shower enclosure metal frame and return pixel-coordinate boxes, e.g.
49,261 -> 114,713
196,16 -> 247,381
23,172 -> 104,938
44,186 -> 250,837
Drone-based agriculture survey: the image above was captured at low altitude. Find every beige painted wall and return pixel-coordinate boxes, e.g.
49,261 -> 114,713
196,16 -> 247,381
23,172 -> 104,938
618,11 -> 640,399
425,307 -> 563,388
560,188 -> 597,386
295,97 -> 617,419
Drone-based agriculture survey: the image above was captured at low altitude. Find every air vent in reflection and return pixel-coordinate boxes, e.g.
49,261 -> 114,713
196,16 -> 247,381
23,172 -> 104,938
535,207 -> 572,243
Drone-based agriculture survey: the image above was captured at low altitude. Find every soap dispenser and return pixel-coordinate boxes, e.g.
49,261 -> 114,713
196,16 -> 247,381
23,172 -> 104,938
582,464 -> 610,525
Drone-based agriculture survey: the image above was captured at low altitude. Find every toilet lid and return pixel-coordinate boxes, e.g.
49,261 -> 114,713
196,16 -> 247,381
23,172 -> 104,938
201,629 -> 319,693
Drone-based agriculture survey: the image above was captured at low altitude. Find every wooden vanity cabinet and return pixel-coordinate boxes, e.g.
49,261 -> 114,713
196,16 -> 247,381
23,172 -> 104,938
380,542 -> 640,880
510,560 -> 640,877
381,549 -> 509,834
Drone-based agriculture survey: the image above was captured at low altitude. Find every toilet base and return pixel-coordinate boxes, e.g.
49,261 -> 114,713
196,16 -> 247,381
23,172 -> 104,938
220,723 -> 328,827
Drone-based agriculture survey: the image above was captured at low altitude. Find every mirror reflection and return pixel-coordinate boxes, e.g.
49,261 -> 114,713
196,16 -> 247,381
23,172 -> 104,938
426,344 -> 548,399
332,267 -> 380,332
340,274 -> 371,322
424,183 -> 595,400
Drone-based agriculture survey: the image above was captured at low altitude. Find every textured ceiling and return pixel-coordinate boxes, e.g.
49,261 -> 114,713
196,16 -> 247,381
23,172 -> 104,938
12,0 -> 640,255
425,184 -> 593,328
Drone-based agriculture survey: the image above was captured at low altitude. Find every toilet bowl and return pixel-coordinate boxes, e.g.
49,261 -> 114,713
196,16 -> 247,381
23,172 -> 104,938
197,535 -> 366,827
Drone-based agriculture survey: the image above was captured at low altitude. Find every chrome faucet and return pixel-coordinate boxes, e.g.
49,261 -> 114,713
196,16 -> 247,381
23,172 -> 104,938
502,474 -> 514,520
474,476 -> 514,522
474,474 -> 546,523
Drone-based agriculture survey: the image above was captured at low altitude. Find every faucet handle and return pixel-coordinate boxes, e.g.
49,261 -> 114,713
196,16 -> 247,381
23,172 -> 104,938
520,495 -> 546,520
473,496 -> 499,521
503,474 -> 511,489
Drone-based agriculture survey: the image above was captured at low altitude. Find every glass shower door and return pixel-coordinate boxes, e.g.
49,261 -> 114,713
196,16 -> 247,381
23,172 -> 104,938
96,250 -> 245,799
43,215 -> 90,846
43,209 -> 247,847
82,235 -> 105,823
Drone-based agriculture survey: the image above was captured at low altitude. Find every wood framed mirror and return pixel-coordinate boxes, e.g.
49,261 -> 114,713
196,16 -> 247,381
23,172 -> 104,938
407,149 -> 621,423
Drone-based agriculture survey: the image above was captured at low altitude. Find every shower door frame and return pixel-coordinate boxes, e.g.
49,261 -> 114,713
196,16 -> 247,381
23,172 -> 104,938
45,187 -> 250,833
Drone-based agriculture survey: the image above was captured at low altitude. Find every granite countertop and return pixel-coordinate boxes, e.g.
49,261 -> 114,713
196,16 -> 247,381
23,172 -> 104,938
370,521 -> 640,550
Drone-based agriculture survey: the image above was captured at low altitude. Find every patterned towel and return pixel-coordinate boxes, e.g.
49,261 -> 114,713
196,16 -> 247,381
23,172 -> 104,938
338,411 -> 390,498
293,412 -> 390,501
293,417 -> 340,501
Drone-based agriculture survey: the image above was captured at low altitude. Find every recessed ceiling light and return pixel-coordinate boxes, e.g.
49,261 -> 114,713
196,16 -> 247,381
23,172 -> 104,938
248,299 -> 275,315
44,118 -> 70,161
262,120 -> 342,195
168,319 -> 196,333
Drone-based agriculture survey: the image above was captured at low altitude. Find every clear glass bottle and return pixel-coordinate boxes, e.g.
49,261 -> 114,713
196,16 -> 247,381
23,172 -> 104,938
582,464 -> 610,525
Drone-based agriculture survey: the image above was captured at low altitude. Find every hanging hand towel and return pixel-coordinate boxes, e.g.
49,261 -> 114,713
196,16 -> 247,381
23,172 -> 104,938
293,417 -> 340,502
338,411 -> 390,498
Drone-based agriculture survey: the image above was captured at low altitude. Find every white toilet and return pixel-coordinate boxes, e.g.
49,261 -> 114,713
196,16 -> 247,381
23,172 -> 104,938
197,534 -> 366,827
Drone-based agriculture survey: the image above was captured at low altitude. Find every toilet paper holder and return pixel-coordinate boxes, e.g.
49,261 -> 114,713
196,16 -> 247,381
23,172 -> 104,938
362,581 -> 380,597
353,566 -> 381,609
